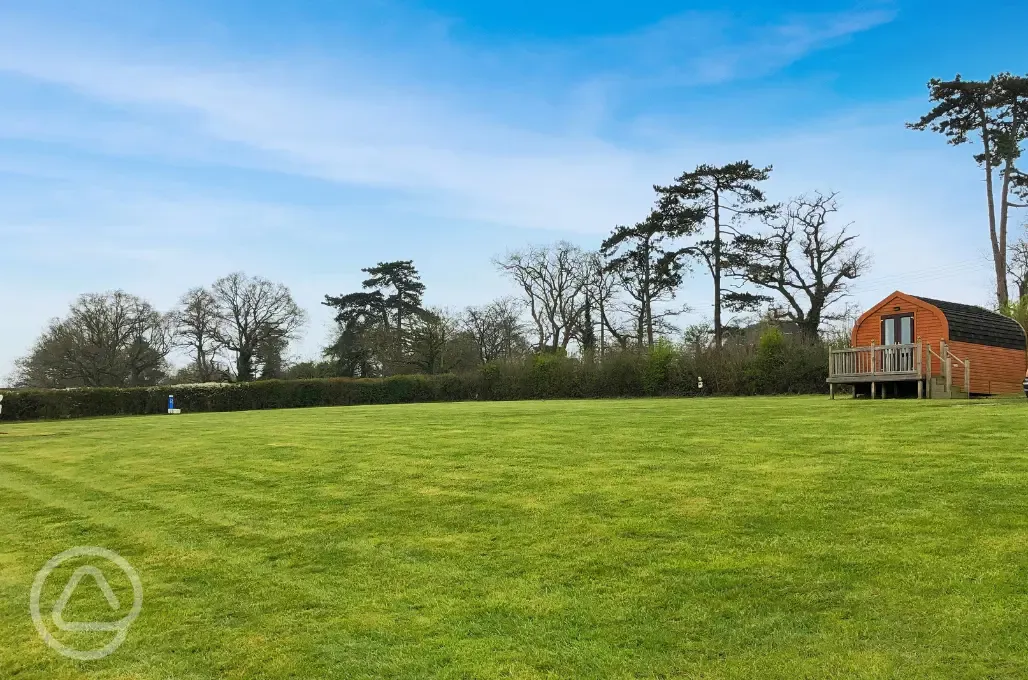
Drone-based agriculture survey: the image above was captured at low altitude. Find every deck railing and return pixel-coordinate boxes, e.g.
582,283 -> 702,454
829,342 -> 922,378
940,342 -> 971,397
829,340 -> 970,399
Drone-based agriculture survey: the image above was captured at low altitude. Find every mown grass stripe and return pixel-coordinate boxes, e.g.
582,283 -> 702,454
3,397 -> 1028,678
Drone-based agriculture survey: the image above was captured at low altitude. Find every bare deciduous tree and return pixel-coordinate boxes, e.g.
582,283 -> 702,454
738,192 -> 870,338
683,322 -> 714,357
408,308 -> 469,374
172,287 -> 225,383
581,252 -> 629,356
494,242 -> 590,352
210,273 -> 307,382
14,291 -> 170,388
460,297 -> 529,363
1009,225 -> 1028,300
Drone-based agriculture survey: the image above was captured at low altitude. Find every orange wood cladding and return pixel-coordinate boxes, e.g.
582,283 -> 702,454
852,291 -> 1027,395
948,341 -> 1026,395
852,293 -> 945,348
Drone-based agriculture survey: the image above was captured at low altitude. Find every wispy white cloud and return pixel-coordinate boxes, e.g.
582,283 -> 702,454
576,8 -> 896,88
0,2 -> 998,378
0,6 -> 900,235
0,52 -> 647,233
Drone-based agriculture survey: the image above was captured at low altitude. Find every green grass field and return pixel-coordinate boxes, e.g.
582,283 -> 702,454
3,396 -> 1028,678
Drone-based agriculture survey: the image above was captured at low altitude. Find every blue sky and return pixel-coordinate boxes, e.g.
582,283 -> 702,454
1,0 -> 1025,376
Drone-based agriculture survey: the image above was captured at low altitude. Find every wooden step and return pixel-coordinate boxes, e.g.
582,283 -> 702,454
926,377 -> 967,400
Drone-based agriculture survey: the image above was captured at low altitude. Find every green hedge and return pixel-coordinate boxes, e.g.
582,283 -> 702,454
0,375 -> 477,421
1,339 -> 830,421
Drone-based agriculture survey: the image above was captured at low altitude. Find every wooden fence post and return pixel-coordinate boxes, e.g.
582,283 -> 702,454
941,341 -> 950,394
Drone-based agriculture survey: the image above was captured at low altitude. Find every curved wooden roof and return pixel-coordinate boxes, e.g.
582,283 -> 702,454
914,296 -> 1027,351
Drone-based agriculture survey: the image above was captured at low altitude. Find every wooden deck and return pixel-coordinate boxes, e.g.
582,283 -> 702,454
827,341 -> 971,399
828,343 -> 921,384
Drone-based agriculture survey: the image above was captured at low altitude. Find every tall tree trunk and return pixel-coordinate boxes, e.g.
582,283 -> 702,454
528,298 -> 545,351
1000,99 -> 1026,305
646,303 -> 653,348
237,351 -> 253,382
644,235 -> 654,348
713,192 -> 723,348
982,117 -> 1008,306
798,315 -> 819,343
999,157 -> 1018,303
397,307 -> 404,353
601,306 -> 628,351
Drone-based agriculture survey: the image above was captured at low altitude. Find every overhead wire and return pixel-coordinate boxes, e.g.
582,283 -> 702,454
686,256 -> 997,308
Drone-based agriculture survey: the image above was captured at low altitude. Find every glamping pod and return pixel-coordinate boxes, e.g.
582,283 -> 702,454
827,292 -> 1027,399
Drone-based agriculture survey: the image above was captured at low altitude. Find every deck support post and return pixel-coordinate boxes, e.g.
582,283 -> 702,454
871,381 -> 876,400
917,380 -> 923,400
830,384 -> 835,400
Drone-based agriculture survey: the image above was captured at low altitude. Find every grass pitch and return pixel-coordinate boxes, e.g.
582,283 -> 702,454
2,396 -> 1028,678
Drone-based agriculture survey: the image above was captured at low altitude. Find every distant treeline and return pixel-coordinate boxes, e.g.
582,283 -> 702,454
11,162 -> 868,392
2,330 -> 830,421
